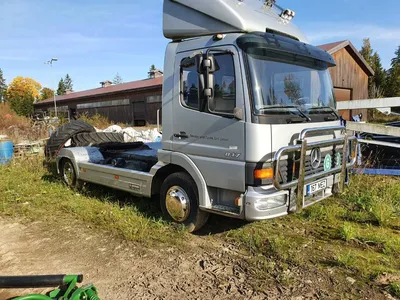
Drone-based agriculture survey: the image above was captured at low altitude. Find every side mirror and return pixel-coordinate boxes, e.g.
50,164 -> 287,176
196,54 -> 218,112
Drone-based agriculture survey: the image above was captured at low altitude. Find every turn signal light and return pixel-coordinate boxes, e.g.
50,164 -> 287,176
254,168 -> 274,180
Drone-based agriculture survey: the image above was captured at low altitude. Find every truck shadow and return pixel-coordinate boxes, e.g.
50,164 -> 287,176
42,159 -> 248,234
194,214 -> 248,236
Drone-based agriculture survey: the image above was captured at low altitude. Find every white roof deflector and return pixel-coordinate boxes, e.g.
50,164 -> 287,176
163,0 -> 307,42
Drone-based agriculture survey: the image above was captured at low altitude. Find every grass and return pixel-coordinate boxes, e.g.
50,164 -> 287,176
1,156 -> 400,296
0,156 -> 186,246
369,109 -> 400,124
223,174 -> 400,293
338,222 -> 357,242
389,281 -> 400,298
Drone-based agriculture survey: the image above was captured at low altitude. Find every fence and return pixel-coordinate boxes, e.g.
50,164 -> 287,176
337,97 -> 400,175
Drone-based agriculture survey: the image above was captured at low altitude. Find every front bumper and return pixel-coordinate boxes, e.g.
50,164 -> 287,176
244,126 -> 357,221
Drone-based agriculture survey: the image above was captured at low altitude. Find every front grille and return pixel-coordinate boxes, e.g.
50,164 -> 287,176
279,148 -> 343,184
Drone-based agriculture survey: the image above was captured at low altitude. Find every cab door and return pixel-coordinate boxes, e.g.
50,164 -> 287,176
172,46 -> 246,192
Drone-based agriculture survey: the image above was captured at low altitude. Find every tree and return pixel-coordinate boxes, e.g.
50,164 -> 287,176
6,76 -> 41,116
359,38 -> 387,98
8,92 -> 35,116
40,87 -> 55,101
148,64 -> 157,78
284,74 -> 303,105
370,52 -> 386,96
0,68 -> 7,103
359,38 -> 373,67
64,74 -> 73,92
7,76 -> 41,101
57,78 -> 66,95
113,73 -> 123,84
385,45 -> 400,97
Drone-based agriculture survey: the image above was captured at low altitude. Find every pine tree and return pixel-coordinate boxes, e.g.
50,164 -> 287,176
0,68 -> 7,103
385,45 -> 400,97
359,38 -> 387,98
113,73 -> 123,84
359,38 -> 373,66
148,65 -> 157,78
370,52 -> 386,95
64,74 -> 73,92
57,78 -> 66,95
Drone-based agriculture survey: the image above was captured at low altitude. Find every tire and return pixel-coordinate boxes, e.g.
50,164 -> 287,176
45,120 -> 95,158
72,132 -> 125,147
60,158 -> 82,189
160,172 -> 209,232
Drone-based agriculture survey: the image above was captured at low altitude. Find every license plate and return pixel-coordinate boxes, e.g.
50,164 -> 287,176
306,179 -> 327,195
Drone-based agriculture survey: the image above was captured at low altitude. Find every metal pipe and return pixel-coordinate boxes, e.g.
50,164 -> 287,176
299,125 -> 345,140
157,109 -> 160,132
273,136 -> 358,191
296,140 -> 307,212
340,132 -> 349,192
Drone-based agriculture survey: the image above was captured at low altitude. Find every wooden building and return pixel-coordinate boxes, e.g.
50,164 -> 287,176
34,73 -> 163,126
318,40 -> 374,121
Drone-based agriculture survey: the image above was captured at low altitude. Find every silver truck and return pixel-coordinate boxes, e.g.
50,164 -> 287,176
54,0 -> 357,232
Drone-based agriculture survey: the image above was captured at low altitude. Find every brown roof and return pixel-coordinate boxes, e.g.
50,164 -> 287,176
36,76 -> 163,106
317,40 -> 374,76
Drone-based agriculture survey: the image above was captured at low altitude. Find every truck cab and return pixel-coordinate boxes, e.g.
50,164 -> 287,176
55,0 -> 357,232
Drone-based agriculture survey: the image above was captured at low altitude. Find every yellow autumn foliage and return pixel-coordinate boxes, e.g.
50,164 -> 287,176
7,76 -> 42,101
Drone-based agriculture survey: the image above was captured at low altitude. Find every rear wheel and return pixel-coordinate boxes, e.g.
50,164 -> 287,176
160,172 -> 209,232
60,158 -> 83,190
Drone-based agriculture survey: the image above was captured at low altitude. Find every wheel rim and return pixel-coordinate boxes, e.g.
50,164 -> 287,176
63,161 -> 75,186
165,186 -> 191,222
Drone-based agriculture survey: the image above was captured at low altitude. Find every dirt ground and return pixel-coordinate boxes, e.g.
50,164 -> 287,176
0,217 -> 390,300
0,218 -> 268,300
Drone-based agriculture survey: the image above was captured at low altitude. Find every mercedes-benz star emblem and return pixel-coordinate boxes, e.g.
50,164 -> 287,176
310,148 -> 322,169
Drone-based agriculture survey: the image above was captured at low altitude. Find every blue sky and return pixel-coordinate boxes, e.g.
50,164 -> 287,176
1,0 -> 399,92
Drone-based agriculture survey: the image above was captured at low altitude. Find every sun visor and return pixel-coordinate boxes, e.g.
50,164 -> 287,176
237,32 -> 336,67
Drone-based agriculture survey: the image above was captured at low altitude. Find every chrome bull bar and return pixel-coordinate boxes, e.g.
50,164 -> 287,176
273,126 -> 358,212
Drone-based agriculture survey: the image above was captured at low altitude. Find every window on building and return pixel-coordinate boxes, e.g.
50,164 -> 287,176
77,99 -> 130,109
146,95 -> 162,103
180,53 -> 236,114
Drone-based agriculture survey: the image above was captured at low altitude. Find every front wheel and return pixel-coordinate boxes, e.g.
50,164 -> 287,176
160,172 -> 209,232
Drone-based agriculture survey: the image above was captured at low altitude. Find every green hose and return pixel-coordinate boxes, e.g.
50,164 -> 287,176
13,295 -> 52,300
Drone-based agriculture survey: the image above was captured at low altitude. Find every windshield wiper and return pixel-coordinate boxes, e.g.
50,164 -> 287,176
259,105 -> 311,122
309,106 -> 339,118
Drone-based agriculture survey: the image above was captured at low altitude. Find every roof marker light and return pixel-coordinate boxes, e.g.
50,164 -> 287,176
280,9 -> 295,21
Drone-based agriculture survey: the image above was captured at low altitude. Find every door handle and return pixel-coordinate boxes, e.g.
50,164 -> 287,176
174,132 -> 189,139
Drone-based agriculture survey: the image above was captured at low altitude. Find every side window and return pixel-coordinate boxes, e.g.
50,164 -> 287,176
212,54 -> 236,114
180,53 -> 236,114
181,58 -> 199,110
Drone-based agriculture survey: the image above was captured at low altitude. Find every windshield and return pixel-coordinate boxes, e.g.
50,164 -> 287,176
247,55 -> 336,116
237,32 -> 338,123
